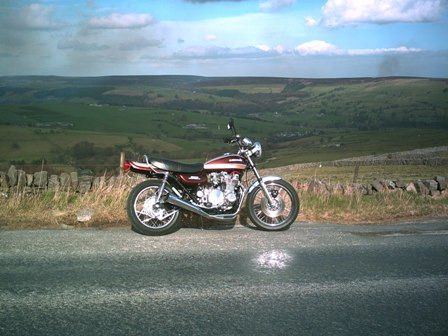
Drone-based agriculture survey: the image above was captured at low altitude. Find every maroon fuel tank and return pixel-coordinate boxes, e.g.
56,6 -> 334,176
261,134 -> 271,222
203,154 -> 247,172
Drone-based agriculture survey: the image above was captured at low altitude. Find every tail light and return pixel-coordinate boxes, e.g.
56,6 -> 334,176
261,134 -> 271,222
122,160 -> 131,171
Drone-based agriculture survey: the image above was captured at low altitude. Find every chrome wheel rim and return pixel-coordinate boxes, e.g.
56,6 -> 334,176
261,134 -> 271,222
133,186 -> 178,229
252,183 -> 293,227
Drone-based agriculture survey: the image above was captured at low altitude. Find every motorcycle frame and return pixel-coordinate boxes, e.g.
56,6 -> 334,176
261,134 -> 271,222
126,133 -> 282,221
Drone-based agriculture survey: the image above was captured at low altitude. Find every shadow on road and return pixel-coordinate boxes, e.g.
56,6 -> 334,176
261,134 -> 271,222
179,209 -> 258,231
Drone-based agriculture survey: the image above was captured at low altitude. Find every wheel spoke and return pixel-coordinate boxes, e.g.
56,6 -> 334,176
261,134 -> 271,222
133,185 -> 178,229
251,182 -> 296,228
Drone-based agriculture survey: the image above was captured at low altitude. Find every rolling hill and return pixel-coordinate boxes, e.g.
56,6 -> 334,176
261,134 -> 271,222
0,75 -> 447,172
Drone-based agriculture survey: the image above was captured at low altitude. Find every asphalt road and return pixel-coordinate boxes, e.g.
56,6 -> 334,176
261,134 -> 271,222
1,220 -> 448,336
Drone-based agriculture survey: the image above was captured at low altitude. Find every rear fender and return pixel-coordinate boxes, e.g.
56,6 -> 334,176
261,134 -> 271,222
129,161 -> 156,175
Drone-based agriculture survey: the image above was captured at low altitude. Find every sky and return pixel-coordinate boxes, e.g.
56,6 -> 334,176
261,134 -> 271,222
0,0 -> 447,78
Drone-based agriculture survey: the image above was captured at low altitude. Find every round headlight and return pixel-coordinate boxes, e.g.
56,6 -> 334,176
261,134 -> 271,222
252,142 -> 262,157
242,137 -> 253,148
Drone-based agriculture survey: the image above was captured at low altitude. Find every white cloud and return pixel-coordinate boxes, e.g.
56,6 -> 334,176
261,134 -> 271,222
274,44 -> 287,54
295,40 -> 340,55
257,44 -> 271,51
204,34 -> 217,41
322,0 -> 444,27
172,45 -> 273,59
11,3 -> 66,30
347,46 -> 424,56
119,37 -> 163,50
260,0 -> 295,12
174,42 -> 425,59
57,39 -> 109,51
304,16 -> 318,27
294,40 -> 424,56
87,13 -> 154,29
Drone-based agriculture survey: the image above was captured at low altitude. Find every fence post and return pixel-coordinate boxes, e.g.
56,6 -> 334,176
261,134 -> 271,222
119,151 -> 125,175
352,163 -> 360,183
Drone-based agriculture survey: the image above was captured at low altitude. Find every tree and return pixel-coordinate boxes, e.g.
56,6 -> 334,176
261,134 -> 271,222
72,141 -> 95,159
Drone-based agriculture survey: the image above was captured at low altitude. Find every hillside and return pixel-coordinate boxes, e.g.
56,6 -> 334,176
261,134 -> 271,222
0,75 -> 447,171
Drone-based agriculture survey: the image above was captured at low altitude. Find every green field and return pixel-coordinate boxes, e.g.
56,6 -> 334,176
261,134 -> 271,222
0,75 -> 447,171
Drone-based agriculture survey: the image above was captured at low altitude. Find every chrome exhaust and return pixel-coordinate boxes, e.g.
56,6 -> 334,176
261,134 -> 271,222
166,194 -> 239,220
166,194 -> 213,218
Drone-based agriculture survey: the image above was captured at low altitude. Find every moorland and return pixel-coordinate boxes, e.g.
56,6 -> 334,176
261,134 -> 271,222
1,75 -> 447,172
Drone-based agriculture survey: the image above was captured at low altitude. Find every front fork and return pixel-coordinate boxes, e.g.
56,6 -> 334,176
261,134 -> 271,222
247,156 -> 276,205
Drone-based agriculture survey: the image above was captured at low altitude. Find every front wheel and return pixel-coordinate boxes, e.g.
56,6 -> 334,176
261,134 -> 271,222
247,179 -> 299,231
127,180 -> 181,236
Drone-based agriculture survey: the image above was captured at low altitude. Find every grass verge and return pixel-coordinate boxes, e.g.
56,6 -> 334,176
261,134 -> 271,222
298,190 -> 448,223
1,184 -> 447,229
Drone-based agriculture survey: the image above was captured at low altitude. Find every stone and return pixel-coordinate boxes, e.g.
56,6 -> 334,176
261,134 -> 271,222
429,189 -> 441,197
22,187 -> 33,194
0,172 -> 9,190
60,173 -> 71,191
435,176 -> 447,191
379,179 -> 389,189
70,172 -> 78,190
351,183 -> 368,195
48,175 -> 60,191
387,180 -> 396,189
371,179 -> 384,192
406,182 -> 417,193
394,180 -> 405,189
365,184 -> 374,195
333,183 -> 344,194
78,175 -> 92,193
92,176 -> 106,189
92,177 -> 101,189
60,224 -> 75,230
423,179 -> 438,191
7,165 -> 17,187
415,180 -> 429,195
308,179 -> 330,194
16,170 -> 26,189
76,208 -> 94,222
26,174 -> 33,187
33,171 -> 48,188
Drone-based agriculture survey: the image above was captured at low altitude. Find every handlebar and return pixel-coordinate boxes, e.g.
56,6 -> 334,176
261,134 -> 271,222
223,135 -> 240,145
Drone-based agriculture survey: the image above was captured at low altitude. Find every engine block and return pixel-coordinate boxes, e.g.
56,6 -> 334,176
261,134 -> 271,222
196,172 -> 240,209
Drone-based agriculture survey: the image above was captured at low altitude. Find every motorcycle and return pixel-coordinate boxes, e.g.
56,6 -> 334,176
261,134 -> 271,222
123,118 -> 299,235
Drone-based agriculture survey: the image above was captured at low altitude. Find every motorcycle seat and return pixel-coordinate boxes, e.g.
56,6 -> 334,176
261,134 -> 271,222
149,158 -> 204,173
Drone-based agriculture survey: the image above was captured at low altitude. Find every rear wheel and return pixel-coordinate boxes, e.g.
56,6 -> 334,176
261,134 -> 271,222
247,179 -> 299,231
127,180 -> 181,236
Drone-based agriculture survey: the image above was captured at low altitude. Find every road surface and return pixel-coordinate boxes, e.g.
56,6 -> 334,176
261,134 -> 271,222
1,220 -> 447,335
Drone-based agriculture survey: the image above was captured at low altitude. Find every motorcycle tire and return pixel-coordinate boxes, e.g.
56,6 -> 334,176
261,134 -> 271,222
246,179 -> 299,231
127,180 -> 181,236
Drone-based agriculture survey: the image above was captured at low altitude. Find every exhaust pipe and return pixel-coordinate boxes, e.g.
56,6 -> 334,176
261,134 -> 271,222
166,194 -> 237,220
166,194 -> 214,219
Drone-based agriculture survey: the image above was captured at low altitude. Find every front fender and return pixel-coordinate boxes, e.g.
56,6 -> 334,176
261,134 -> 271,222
247,176 -> 282,194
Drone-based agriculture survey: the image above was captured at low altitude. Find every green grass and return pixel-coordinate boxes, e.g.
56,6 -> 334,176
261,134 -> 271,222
202,84 -> 286,94
1,173 -> 447,228
261,128 -> 448,167
283,164 -> 448,184
1,76 -> 447,167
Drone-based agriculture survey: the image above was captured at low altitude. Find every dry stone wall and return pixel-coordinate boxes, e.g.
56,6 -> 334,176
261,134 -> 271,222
0,165 -> 139,194
1,165 -> 447,199
294,176 -> 448,197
